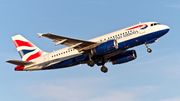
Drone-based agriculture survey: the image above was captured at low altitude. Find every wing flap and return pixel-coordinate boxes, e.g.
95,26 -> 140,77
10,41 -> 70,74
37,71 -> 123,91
6,60 -> 34,66
54,39 -> 67,46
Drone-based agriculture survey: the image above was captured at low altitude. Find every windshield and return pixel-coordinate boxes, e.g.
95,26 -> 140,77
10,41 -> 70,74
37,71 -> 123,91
151,23 -> 161,26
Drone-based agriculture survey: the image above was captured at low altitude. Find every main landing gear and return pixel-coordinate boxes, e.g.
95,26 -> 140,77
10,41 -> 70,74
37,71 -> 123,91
87,54 -> 108,73
87,61 -> 108,73
145,44 -> 152,53
87,60 -> 108,73
101,65 -> 108,73
87,59 -> 95,67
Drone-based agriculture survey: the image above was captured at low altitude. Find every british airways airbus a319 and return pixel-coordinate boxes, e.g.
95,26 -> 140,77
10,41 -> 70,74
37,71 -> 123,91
6,22 -> 170,73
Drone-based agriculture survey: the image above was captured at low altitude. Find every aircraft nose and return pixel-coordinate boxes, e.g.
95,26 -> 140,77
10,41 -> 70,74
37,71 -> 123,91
161,25 -> 170,33
165,25 -> 170,33
165,25 -> 170,30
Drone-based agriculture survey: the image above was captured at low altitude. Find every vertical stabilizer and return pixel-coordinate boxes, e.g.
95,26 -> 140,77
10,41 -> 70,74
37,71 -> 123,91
12,34 -> 45,61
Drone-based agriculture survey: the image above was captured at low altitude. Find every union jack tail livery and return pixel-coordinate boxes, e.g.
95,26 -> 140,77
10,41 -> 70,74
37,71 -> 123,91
12,35 -> 44,61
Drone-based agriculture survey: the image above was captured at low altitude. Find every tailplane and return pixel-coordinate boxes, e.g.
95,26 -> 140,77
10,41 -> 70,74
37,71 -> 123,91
6,60 -> 34,66
12,34 -> 45,61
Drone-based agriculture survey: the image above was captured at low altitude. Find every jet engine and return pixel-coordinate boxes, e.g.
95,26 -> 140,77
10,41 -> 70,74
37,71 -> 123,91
91,40 -> 118,55
111,50 -> 137,65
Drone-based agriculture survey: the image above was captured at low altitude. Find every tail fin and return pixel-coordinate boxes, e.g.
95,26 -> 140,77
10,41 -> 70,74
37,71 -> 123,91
12,34 -> 45,61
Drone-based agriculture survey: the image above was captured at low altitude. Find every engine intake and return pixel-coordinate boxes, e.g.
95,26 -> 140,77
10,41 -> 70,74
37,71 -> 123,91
91,40 -> 118,55
111,50 -> 137,65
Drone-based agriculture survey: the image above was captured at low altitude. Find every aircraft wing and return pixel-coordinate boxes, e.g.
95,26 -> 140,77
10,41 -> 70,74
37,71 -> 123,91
38,33 -> 100,51
6,60 -> 34,66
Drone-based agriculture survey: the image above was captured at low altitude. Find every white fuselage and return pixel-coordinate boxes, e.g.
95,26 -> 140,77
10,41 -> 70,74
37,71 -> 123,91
22,22 -> 169,71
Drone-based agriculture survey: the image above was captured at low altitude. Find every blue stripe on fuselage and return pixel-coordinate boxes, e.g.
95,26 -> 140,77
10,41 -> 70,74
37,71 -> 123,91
43,55 -> 88,69
43,29 -> 169,69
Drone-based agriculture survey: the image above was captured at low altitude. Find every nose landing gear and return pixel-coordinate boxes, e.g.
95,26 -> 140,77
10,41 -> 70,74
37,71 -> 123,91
145,44 -> 152,53
147,48 -> 152,53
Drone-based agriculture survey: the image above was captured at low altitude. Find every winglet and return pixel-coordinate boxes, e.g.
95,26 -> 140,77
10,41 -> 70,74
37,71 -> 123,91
37,33 -> 43,38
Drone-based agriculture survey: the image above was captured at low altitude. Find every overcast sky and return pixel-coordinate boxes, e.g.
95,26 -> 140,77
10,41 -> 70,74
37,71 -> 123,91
1,0 -> 180,101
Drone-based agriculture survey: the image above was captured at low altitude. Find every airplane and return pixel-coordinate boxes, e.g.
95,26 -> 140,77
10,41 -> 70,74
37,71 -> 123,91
6,22 -> 170,73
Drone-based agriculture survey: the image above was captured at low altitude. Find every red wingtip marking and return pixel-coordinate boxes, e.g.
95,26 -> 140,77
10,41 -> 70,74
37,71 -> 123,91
15,65 -> 24,71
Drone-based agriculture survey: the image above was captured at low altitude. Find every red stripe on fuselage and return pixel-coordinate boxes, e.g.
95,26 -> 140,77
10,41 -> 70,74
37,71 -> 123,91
26,50 -> 43,61
126,24 -> 147,30
13,40 -> 34,48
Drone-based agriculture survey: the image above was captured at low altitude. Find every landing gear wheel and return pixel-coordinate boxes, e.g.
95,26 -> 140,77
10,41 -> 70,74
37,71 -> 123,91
87,60 -> 95,67
147,48 -> 152,53
145,44 -> 152,53
101,66 -> 108,73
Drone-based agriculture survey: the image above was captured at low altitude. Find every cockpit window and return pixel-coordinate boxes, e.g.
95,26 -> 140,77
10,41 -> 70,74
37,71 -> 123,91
151,23 -> 161,26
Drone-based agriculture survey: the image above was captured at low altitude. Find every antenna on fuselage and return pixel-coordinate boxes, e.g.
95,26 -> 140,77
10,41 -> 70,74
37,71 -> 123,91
139,22 -> 141,24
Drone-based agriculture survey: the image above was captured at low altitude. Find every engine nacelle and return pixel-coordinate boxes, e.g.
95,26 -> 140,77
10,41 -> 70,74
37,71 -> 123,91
111,50 -> 137,65
91,40 -> 118,55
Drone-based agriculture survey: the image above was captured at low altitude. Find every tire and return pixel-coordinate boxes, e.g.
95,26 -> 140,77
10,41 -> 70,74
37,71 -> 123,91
147,48 -> 152,53
87,61 -> 95,67
101,66 -> 108,73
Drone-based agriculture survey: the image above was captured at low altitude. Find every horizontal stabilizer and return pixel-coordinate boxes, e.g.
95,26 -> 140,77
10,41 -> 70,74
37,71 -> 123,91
6,60 -> 34,66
